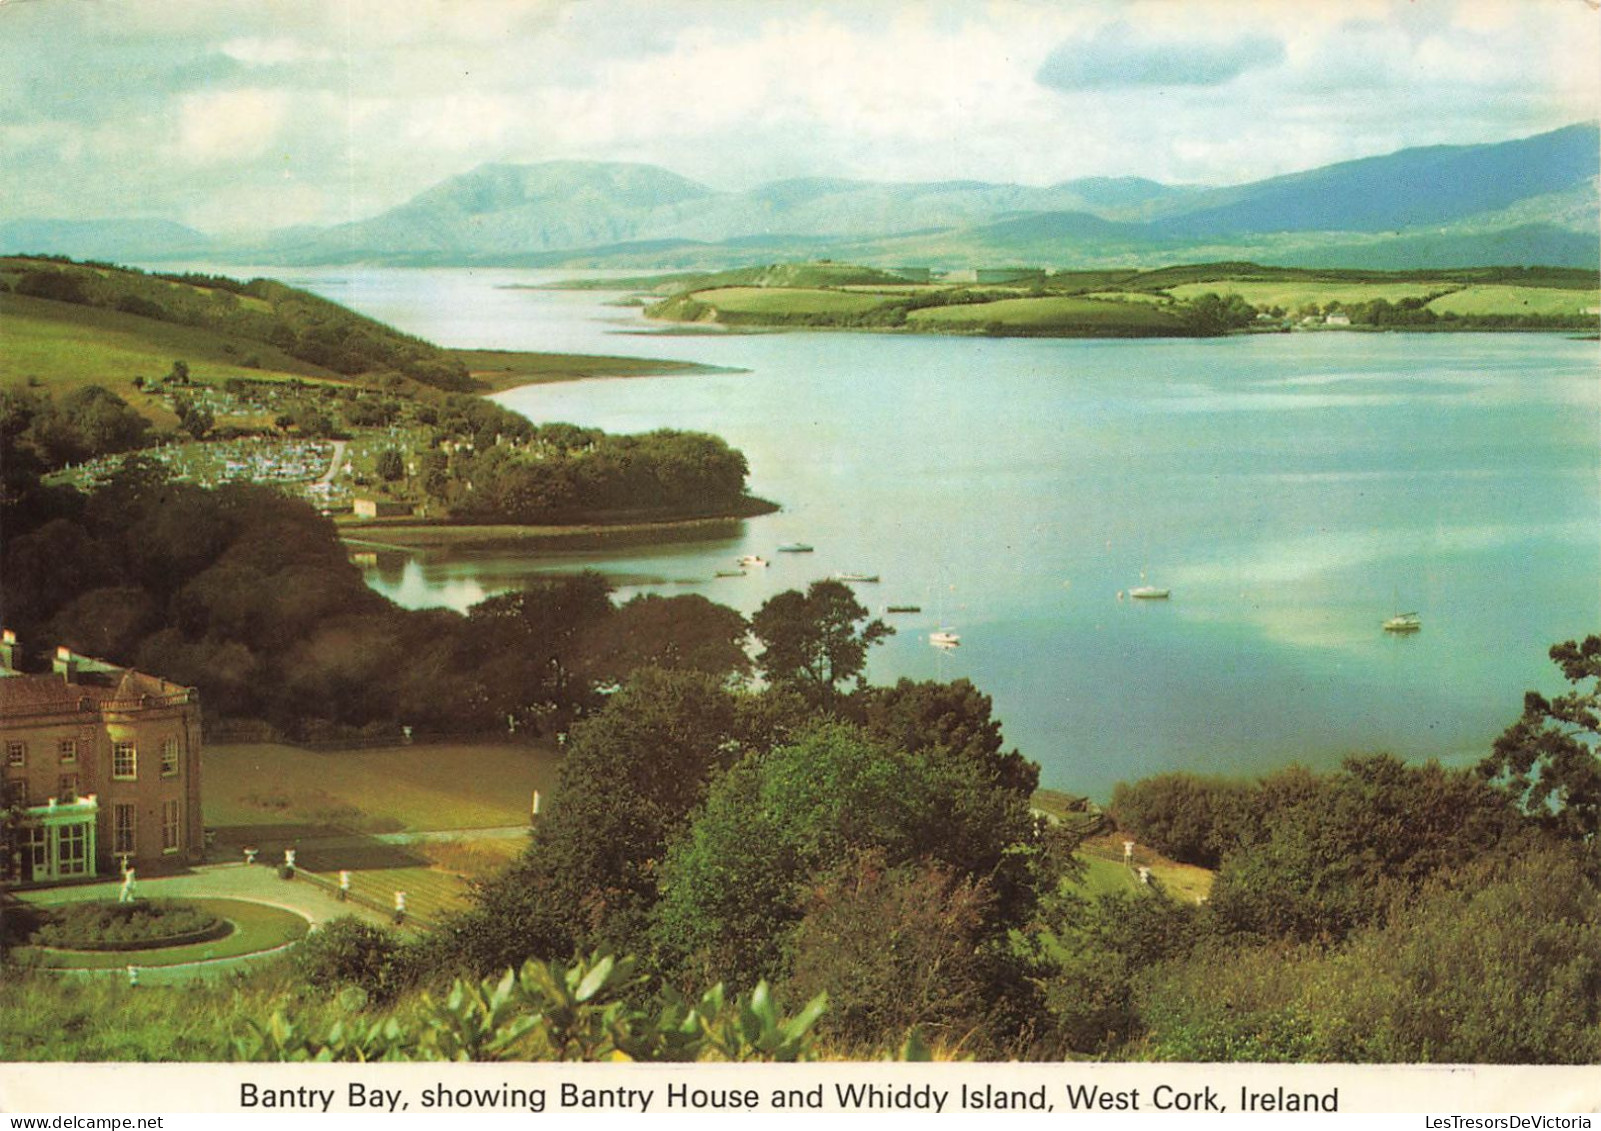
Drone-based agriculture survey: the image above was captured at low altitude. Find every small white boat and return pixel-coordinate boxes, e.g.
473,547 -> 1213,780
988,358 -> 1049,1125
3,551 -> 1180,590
1383,612 -> 1421,633
738,555 -> 769,568
929,630 -> 961,647
1129,586 -> 1171,600
832,572 -> 880,583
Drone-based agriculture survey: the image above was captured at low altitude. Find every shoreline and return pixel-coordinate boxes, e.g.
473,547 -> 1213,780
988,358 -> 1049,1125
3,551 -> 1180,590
337,499 -> 779,554
450,347 -> 744,394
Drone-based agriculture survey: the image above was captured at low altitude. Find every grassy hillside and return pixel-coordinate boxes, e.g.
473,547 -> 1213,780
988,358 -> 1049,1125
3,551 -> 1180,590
1,291 -> 345,425
1,256 -> 474,390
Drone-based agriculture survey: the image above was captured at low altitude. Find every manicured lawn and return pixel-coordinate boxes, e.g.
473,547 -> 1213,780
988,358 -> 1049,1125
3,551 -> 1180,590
10,898 -> 308,968
204,740 -> 561,833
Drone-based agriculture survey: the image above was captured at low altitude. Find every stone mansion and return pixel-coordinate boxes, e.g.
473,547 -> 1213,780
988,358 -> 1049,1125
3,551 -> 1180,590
1,631 -> 204,885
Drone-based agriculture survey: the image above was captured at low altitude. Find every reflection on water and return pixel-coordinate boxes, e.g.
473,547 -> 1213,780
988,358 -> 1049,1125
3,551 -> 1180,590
296,269 -> 1601,799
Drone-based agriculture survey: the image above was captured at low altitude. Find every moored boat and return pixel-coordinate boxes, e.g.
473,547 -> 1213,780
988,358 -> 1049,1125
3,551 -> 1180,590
776,542 -> 814,553
832,572 -> 880,583
738,555 -> 769,568
885,604 -> 921,613
1383,612 -> 1421,633
929,630 -> 960,647
1129,586 -> 1170,599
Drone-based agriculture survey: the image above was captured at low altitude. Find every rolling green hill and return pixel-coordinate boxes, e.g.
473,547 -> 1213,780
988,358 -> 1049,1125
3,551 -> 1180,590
1,257 -> 474,390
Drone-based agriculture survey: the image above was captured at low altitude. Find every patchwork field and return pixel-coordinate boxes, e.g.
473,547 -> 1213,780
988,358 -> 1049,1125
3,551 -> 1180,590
1165,279 -> 1454,310
907,294 -> 1182,332
690,286 -> 893,318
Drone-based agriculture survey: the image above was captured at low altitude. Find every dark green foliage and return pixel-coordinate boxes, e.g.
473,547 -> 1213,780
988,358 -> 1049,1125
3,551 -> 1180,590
1179,291 -> 1257,335
861,678 -> 1039,797
574,593 -> 751,685
295,917 -> 411,1004
459,669 -> 745,968
28,900 -> 221,949
1138,844 -> 1601,1064
784,850 -> 1000,1053
0,465 -> 660,739
1206,755 -> 1527,943
1040,890 -> 1201,1056
1480,635 -> 1601,840
750,579 -> 892,707
1,385 -> 151,471
1108,772 -> 1257,868
651,722 -> 1042,995
375,448 -> 406,481
456,428 -> 751,523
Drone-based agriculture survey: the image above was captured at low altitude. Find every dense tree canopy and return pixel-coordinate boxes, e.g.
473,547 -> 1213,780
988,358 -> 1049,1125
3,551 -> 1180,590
1480,635 -> 1601,841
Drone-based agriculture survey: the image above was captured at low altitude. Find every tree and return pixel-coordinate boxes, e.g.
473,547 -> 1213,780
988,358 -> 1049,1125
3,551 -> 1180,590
862,678 -> 1037,796
651,722 -> 1041,992
1206,755 -> 1527,943
173,396 -> 213,441
460,669 -> 745,967
375,448 -> 406,482
1480,635 -> 1601,840
575,594 -> 750,686
750,580 -> 892,707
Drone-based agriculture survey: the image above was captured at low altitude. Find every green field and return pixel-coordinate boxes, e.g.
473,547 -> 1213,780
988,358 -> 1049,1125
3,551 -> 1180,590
906,294 -> 1182,332
1424,283 -> 1600,317
204,741 -> 561,833
9,898 -> 308,968
690,286 -> 894,317
1165,279 -> 1455,310
0,292 -> 343,424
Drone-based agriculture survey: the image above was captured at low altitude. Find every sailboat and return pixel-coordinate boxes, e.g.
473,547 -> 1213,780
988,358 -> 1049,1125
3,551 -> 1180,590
1383,611 -> 1421,633
1128,569 -> 1170,599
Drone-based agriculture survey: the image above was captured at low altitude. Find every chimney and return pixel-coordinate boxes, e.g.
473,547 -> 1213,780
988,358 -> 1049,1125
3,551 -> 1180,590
0,630 -> 16,672
54,645 -> 78,683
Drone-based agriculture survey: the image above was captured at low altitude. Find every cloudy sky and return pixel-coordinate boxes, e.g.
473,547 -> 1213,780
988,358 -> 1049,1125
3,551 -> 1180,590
2,0 -> 1597,234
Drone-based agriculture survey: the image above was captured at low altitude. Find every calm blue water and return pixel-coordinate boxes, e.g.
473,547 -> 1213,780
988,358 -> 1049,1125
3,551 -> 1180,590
273,268 -> 1601,799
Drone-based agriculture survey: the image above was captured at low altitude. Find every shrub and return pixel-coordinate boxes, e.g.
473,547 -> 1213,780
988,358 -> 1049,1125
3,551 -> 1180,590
295,917 -> 408,1004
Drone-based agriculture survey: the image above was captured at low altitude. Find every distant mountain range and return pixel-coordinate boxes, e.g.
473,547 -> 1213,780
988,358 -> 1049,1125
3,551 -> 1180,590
4,123 -> 1597,271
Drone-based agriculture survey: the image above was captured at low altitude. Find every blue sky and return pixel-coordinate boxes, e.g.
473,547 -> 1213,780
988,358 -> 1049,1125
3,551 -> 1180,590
2,0 -> 1596,233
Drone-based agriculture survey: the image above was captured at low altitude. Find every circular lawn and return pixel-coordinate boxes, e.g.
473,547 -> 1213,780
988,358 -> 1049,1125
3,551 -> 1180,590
8,898 -> 310,969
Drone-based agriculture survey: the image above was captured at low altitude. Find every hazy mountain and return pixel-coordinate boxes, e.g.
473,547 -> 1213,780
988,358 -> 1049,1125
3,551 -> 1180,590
8,123 -> 1595,270
1148,122 -> 1600,236
0,218 -> 212,262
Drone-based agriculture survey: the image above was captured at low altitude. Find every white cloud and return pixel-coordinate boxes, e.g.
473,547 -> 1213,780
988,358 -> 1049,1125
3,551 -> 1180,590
176,88 -> 292,165
0,0 -> 1594,229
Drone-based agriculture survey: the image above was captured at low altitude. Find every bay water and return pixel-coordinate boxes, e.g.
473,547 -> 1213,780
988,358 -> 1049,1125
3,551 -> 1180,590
278,268 -> 1599,799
